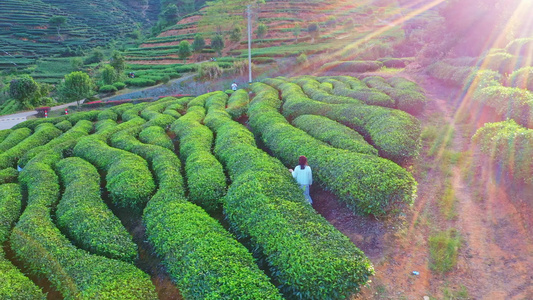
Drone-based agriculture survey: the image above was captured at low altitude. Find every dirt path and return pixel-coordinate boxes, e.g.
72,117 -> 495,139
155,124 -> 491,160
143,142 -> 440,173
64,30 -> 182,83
314,74 -> 533,299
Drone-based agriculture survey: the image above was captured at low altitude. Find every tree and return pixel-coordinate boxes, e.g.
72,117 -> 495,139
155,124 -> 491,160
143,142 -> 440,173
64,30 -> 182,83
101,65 -> 117,85
9,76 -> 41,109
230,25 -> 242,42
161,4 -> 179,26
308,22 -> 320,42
192,33 -> 206,53
211,34 -> 225,56
293,23 -> 301,42
84,48 -> 104,65
49,16 -> 67,40
109,51 -> 126,74
178,40 -> 192,62
70,57 -> 84,70
59,71 -> 94,109
256,23 -> 267,39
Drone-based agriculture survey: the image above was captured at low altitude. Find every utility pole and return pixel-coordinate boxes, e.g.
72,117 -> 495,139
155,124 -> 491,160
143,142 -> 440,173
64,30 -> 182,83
247,4 -> 252,83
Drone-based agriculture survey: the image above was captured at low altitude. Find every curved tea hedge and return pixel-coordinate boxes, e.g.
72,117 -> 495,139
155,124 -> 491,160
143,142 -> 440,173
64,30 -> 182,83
363,76 -> 427,115
0,168 -> 18,184
109,129 -> 282,299
0,183 -> 46,300
472,119 -> 533,184
55,157 -> 138,262
292,114 -> 378,155
226,89 -> 250,119
139,126 -> 175,150
97,109 -> 119,121
55,120 -> 73,132
0,127 -> 31,152
19,120 -> 93,168
0,129 -> 12,143
170,101 -> 226,213
250,82 -> 417,215
10,150 -> 158,299
0,123 -> 62,169
203,96 -> 375,299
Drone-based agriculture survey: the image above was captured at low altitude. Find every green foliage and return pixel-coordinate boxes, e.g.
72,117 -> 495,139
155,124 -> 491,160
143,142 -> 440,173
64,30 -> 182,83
109,51 -> 126,74
9,75 -> 46,109
204,94 -> 375,299
70,57 -> 84,70
178,40 -> 192,62
505,37 -> 533,57
322,60 -> 383,73
19,120 -> 93,168
58,71 -> 95,108
429,229 -> 462,273
99,84 -> 118,93
226,89 -> 249,119
73,119 -> 156,211
112,81 -> 126,90
296,53 -> 308,65
198,62 -> 223,80
124,78 -> 156,86
472,120 -> 533,184
171,102 -> 227,213
100,65 -> 117,85
256,23 -> 268,39
509,67 -> 533,91
211,34 -> 225,56
0,123 -> 62,169
84,48 -> 105,65
0,183 -> 46,300
108,126 -> 281,299
54,120 -> 73,132
0,128 -> 31,153
230,25 -> 243,42
97,108 -> 119,121
363,76 -> 427,115
0,168 -> 18,184
139,126 -> 174,150
192,33 -> 206,52
11,150 -> 158,299
55,157 -> 137,261
292,114 -> 378,155
293,22 -> 301,41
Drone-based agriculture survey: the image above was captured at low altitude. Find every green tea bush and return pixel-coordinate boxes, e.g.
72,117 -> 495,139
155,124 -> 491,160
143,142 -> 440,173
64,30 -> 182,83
0,127 -> 31,152
124,78 -> 156,87
108,130 -> 282,299
364,76 -> 427,115
482,52 -> 518,74
426,61 -> 478,87
110,102 -> 135,116
66,110 -> 100,123
0,123 -> 62,169
322,76 -> 395,107
11,116 -> 67,130
0,183 -> 46,300
322,60 -> 383,73
292,114 -> 378,155
0,167 -> 18,184
505,38 -> 533,57
122,102 -> 151,121
97,108 -> 119,121
139,126 -> 174,151
55,157 -> 137,261
112,81 -> 126,90
472,119 -> 533,184
54,119 -> 73,132
19,120 -> 93,168
99,85 -> 118,93
472,83 -> 533,127
203,98 -> 375,299
10,150 -> 158,299
509,67 -> 533,91
289,77 -> 364,105
226,89 -> 249,119
73,130 -> 156,211
0,129 -> 12,144
170,103 -> 226,213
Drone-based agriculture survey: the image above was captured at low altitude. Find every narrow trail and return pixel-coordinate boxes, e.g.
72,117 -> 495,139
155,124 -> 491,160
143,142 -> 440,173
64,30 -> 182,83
357,74 -> 533,299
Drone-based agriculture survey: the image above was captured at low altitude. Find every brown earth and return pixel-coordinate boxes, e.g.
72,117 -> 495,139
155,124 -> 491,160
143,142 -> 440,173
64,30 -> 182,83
309,72 -> 533,299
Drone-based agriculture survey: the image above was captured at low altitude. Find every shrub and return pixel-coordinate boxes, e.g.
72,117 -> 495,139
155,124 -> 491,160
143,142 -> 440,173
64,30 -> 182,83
296,53 -> 308,65
122,102 -> 151,121
97,108 -> 119,121
0,129 -> 12,144
0,128 -> 31,153
170,103 -> 227,213
10,150 -> 158,299
19,120 -> 93,168
292,114 -> 378,155
110,102 -> 134,116
198,62 -> 223,80
73,121 -> 156,211
364,76 -> 428,115
226,89 -> 249,119
509,67 -> 533,91
505,38 -> 533,57
139,126 -> 174,151
113,81 -> 126,90
12,116 -> 66,130
66,110 -> 100,123
322,60 -> 384,73
54,120 -> 73,132
0,168 -> 18,184
99,85 -> 118,93
125,78 -> 156,87
108,131 -> 282,299
0,183 -> 46,300
316,76 -> 395,107
55,157 -> 137,261
203,97 -> 375,299
0,123 -> 62,169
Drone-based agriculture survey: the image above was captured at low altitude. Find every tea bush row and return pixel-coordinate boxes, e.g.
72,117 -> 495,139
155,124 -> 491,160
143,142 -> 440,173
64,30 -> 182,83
226,89 -> 249,119
139,126 -> 174,151
250,82 -> 417,215
55,157 -> 138,262
0,183 -> 46,299
363,76 -> 427,115
54,120 -> 73,132
203,92 -> 375,299
322,60 -> 383,72
109,128 -> 282,299
0,123 -> 62,169
19,120 -> 93,167
292,114 -> 378,155
0,168 -> 18,184
320,76 -> 395,107
170,99 -> 226,213
0,127 -> 31,152
10,150 -> 158,299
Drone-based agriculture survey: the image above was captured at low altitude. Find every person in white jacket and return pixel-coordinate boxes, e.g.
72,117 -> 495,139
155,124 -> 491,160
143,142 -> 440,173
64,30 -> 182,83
289,155 -> 313,204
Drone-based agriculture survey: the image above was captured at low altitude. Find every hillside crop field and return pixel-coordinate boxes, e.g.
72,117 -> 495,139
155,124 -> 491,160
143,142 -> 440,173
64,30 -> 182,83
1,0 -> 533,299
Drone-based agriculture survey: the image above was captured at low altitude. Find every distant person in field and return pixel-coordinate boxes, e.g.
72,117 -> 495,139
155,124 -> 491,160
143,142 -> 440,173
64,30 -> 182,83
289,155 -> 313,204
231,81 -> 238,91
